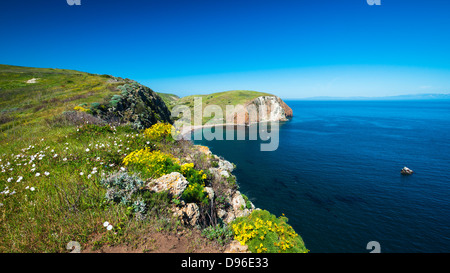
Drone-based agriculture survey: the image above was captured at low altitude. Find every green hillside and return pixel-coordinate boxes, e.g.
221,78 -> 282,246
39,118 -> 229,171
172,90 -> 273,124
0,64 -> 127,143
0,65 -> 214,252
156,92 -> 180,110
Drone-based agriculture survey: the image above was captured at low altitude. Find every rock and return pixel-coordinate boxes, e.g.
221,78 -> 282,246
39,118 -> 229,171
218,159 -> 234,172
224,240 -> 250,253
401,166 -> 414,175
235,208 -> 251,219
146,172 -> 189,197
26,78 -> 39,84
223,211 -> 236,224
194,145 -> 212,155
204,186 -> 215,202
216,191 -> 253,224
184,203 -> 200,226
217,208 -> 227,219
91,82 -> 172,129
231,191 -> 246,212
172,203 -> 200,226
220,170 -> 230,178
228,96 -> 294,124
249,96 -> 293,122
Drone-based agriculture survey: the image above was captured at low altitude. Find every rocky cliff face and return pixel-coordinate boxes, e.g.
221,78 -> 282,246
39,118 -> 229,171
146,145 -> 256,228
91,81 -> 172,129
233,96 -> 293,124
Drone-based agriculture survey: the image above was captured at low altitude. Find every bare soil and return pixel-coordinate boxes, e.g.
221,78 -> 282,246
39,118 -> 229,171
82,229 -> 225,253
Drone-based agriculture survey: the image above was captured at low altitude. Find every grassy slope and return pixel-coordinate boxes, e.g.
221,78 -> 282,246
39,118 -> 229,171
0,65 -> 220,252
172,90 -> 273,124
0,64 -> 124,146
156,92 -> 180,110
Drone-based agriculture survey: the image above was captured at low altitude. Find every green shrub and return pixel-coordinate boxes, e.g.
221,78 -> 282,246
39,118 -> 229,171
241,193 -> 252,209
181,182 -> 209,205
123,148 -> 180,179
100,172 -> 145,207
231,210 -> 308,253
211,161 -> 219,168
201,224 -> 234,246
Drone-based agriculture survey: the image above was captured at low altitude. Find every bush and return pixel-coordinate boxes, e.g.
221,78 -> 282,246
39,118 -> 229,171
89,83 -> 172,129
180,163 -> 207,185
201,224 -> 234,246
241,193 -> 252,210
231,210 -> 308,253
143,122 -> 174,141
74,105 -> 91,113
182,182 -> 209,205
123,148 -> 210,205
47,111 -> 106,127
211,161 -> 219,168
179,162 -> 209,205
100,172 -> 150,215
123,148 -> 180,179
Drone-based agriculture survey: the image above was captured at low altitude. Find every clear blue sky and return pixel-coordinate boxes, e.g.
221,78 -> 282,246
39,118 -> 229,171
1,0 -> 450,98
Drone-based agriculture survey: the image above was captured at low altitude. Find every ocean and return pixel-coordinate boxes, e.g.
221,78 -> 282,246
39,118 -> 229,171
192,100 -> 450,253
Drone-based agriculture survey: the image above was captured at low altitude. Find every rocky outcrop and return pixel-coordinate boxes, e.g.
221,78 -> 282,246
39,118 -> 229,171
146,172 -> 189,197
224,240 -> 250,253
172,202 -> 200,226
146,145 -> 257,227
91,81 -> 172,129
247,96 -> 293,122
230,96 -> 293,124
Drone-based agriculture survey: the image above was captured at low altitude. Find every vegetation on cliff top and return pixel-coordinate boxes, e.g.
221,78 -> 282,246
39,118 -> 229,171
0,64 -> 306,253
169,90 -> 275,125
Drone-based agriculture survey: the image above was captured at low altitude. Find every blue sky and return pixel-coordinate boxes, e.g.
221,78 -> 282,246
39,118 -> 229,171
1,0 -> 450,98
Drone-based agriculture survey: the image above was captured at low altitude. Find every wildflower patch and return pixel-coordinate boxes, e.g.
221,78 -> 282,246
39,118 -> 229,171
231,210 -> 309,253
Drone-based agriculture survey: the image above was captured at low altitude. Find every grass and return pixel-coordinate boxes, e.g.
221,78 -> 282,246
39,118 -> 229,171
0,122 -> 210,252
0,65 -> 203,252
0,64 -> 123,143
156,92 -> 180,110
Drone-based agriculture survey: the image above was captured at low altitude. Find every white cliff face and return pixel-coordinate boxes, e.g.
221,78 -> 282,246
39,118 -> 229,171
247,96 -> 292,122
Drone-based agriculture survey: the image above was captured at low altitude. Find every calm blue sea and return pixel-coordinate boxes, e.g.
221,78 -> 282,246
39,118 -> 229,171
192,100 -> 450,253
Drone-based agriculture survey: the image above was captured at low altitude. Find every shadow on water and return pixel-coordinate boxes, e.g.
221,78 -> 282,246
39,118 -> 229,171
334,194 -> 368,206
245,159 -> 254,165
274,178 -> 288,188
303,192 -> 335,212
